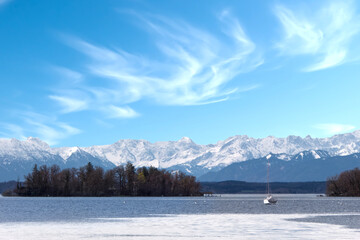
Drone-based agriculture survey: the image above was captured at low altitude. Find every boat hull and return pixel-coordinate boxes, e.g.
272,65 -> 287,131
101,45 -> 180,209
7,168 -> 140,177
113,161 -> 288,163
264,195 -> 277,205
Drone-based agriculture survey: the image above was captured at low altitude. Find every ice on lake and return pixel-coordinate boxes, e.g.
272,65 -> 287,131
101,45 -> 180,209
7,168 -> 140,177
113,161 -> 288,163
1,213 -> 360,239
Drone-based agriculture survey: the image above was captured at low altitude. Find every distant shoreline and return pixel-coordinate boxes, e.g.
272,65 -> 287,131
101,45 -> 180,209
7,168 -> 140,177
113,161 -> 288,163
200,181 -> 326,194
1,180 -> 326,196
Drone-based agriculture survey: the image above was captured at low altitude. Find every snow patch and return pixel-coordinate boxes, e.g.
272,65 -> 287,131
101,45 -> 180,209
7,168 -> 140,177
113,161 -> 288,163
311,150 -> 321,159
0,214 -> 359,239
277,153 -> 291,161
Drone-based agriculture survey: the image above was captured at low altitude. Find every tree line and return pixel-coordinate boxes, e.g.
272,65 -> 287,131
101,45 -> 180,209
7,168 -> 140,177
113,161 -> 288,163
326,168 -> 360,196
13,162 -> 201,197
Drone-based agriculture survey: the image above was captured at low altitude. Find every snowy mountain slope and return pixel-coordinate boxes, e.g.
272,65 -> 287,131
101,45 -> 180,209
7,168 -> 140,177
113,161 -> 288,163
0,138 -> 114,181
198,150 -> 360,182
51,147 -> 115,169
2,130 -> 360,181
64,148 -> 116,169
82,137 -> 205,169
0,137 -> 54,161
0,138 -> 65,181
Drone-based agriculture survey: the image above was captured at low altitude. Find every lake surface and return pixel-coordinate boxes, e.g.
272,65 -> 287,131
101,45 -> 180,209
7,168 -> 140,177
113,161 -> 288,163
1,194 -> 360,239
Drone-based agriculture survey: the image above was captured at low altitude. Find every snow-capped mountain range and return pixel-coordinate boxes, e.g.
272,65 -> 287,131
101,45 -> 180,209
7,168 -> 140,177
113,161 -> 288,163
199,150 -> 360,182
1,130 -> 360,181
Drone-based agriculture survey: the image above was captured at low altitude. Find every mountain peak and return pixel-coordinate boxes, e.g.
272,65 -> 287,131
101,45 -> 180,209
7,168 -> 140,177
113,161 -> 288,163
26,137 -> 50,149
351,130 -> 360,138
178,136 -> 194,144
61,146 -> 82,160
292,150 -> 330,161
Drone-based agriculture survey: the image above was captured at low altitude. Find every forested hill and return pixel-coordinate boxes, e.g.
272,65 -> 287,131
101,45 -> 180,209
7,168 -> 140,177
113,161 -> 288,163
9,162 -> 201,197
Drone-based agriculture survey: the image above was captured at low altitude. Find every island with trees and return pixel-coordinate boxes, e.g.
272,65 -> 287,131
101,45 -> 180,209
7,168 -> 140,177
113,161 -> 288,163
9,162 -> 201,197
326,168 -> 360,196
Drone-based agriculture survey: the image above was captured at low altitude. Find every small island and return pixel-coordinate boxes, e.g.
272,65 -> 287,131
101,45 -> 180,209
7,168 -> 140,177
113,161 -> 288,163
326,168 -> 360,196
5,162 -> 201,197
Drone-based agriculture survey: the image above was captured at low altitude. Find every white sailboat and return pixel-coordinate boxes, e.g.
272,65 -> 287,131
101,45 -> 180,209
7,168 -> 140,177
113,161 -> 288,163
264,156 -> 277,205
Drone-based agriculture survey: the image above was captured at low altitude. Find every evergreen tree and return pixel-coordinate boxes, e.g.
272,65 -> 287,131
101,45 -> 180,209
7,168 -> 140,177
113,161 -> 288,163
125,162 -> 135,195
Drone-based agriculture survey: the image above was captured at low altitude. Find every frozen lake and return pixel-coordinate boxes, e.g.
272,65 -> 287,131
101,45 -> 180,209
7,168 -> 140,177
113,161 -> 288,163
1,194 -> 360,239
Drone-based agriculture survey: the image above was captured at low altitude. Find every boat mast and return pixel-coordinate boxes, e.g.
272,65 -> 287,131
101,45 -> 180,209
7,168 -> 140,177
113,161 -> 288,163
267,157 -> 270,196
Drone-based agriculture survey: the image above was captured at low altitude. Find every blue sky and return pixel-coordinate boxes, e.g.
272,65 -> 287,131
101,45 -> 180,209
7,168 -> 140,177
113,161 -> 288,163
1,0 -> 360,146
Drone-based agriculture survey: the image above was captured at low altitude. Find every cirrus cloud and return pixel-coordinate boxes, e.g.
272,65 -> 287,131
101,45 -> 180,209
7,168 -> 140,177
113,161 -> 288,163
49,95 -> 89,113
51,10 -> 263,119
274,0 -> 360,71
0,111 -> 81,146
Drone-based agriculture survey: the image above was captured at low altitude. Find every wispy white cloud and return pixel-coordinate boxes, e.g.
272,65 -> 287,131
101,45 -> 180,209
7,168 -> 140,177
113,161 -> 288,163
0,0 -> 11,6
25,120 -> 80,146
104,105 -> 139,119
0,111 -> 81,146
314,123 -> 356,135
274,0 -> 360,71
51,66 -> 84,83
237,84 -> 262,93
54,10 -> 262,118
49,95 -> 88,113
0,123 -> 26,140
